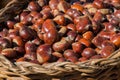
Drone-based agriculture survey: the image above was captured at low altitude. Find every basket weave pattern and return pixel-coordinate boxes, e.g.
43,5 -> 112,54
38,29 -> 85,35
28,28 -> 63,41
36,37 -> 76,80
0,0 -> 120,80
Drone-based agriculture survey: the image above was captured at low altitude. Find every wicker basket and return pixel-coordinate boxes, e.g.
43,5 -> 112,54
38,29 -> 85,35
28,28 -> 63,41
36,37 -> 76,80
0,0 -> 120,80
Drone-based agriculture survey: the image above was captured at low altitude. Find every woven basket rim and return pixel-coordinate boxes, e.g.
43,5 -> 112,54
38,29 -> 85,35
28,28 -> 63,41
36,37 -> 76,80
0,0 -> 120,79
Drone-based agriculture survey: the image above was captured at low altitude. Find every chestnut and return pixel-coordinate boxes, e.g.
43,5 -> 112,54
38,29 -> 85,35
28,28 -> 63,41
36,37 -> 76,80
40,6 -> 52,19
49,0 -> 59,10
75,35 -> 82,42
42,19 -> 58,44
114,10 -> 120,19
21,14 -> 33,25
0,28 -> 8,37
52,52 -> 63,58
1,48 -> 17,58
7,29 -> 19,39
67,24 -> 76,31
110,34 -> 120,47
13,47 -> 25,55
103,22 -> 117,32
72,42 -> 85,54
37,44 -> 52,64
63,49 -> 76,59
19,27 -> 36,40
101,46 -> 115,58
53,15 -> 65,25
101,40 -> 115,49
79,38 -> 91,47
32,38 -> 41,46
79,57 -> 87,62
27,1 -> 41,11
82,31 -> 94,41
58,26 -> 67,37
98,31 -> 116,39
53,38 -> 70,52
37,0 -> 47,7
20,11 -> 30,21
67,31 -> 77,43
7,20 -> 16,29
57,57 -> 66,62
71,4 -> 84,12
95,48 -> 101,54
25,41 -> 37,54
12,36 -> 24,47
0,38 -> 11,49
57,1 -> 70,13
81,48 -> 97,59
14,22 -> 25,30
92,36 -> 108,49
67,56 -> 78,63
43,30 -> 58,45
76,17 -> 90,33
24,52 -> 37,61
91,54 -> 102,59
31,12 -> 42,23
66,9 -> 82,19
93,11 -> 104,22
93,0 -> 104,9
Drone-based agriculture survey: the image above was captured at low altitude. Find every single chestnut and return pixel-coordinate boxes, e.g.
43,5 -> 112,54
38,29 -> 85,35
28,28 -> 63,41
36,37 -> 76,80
0,28 -> 8,37
0,38 -> 11,49
67,56 -> 78,63
66,9 -> 82,19
32,38 -> 41,45
12,36 -> 24,47
24,52 -> 37,61
7,20 -> 16,29
40,6 -> 52,19
25,41 -> 37,54
67,31 -> 77,43
53,15 -> 65,25
52,52 -> 63,58
110,34 -> 120,47
100,46 -> 115,58
76,17 -> 90,33
20,11 -> 30,21
79,57 -> 87,62
98,31 -> 116,39
57,57 -> 66,62
63,49 -> 76,59
81,48 -> 97,59
103,22 -> 117,32
53,38 -> 70,52
28,1 -> 41,11
13,47 -> 25,55
67,24 -> 76,31
93,11 -> 104,22
92,36 -> 108,49
82,31 -> 94,41
93,0 -> 104,9
57,1 -> 70,13
79,38 -> 91,47
49,0 -> 59,10
37,44 -> 52,64
90,54 -> 102,59
72,42 -> 85,54
1,48 -> 17,58
101,40 -> 115,49
71,4 -> 84,12
19,27 -> 36,40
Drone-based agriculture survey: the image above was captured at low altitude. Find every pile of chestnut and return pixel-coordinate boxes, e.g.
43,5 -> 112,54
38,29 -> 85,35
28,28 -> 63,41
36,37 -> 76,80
0,0 -> 120,64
